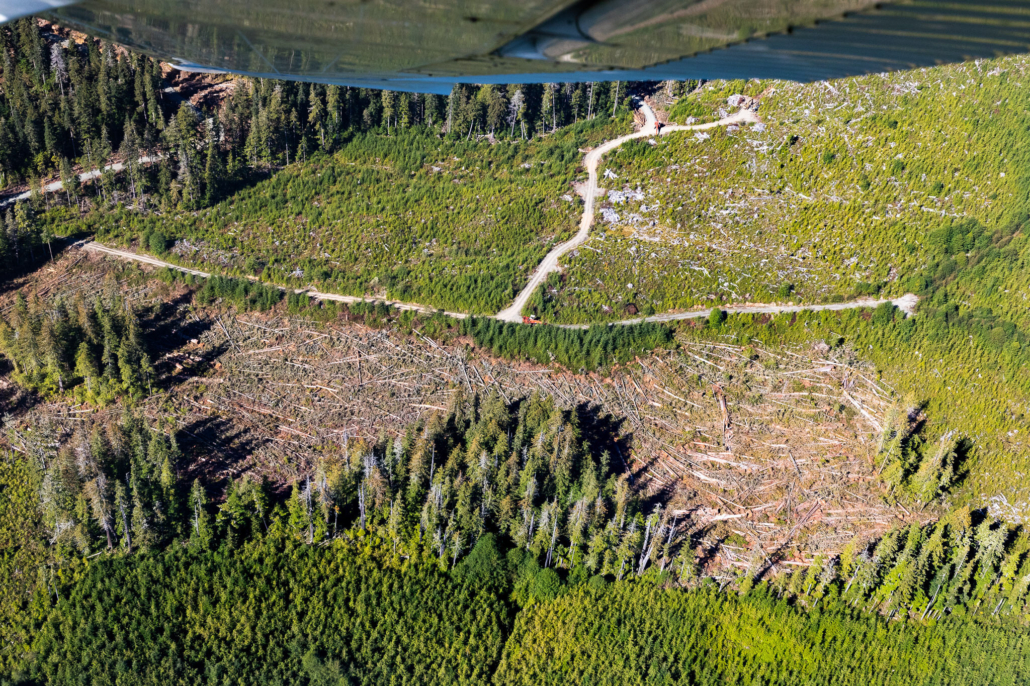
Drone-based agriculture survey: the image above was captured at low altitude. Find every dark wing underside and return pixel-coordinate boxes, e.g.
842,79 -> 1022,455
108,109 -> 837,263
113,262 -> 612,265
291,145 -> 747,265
4,0 -> 1030,91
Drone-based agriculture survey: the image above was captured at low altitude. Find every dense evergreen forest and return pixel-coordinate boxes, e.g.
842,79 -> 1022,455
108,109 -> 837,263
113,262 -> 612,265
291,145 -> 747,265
0,19 -> 165,188
460,317 -> 676,372
0,17 -> 625,190
8,534 -> 1029,686
0,283 -> 153,402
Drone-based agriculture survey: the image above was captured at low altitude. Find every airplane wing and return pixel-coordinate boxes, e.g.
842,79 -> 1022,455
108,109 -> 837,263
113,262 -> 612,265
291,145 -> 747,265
3,0 -> 1030,92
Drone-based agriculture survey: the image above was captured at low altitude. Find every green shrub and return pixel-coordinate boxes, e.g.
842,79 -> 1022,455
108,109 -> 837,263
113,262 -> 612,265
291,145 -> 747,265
708,308 -> 726,328
148,230 -> 169,255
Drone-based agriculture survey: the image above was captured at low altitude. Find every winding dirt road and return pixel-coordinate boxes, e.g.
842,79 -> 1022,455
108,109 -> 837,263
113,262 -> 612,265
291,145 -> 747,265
83,242 -> 469,319
494,101 -> 758,322
558,293 -> 919,329
0,156 -> 162,208
82,241 -> 917,326
80,101 -> 918,327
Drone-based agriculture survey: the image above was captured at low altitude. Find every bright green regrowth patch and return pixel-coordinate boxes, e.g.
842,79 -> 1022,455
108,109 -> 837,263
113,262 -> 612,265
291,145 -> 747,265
550,58 -> 1030,322
496,583 -> 1030,686
100,118 -> 626,314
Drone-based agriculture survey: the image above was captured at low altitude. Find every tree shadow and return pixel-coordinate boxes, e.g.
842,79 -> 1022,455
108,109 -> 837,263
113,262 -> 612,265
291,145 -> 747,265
138,291 -> 208,349
947,436 -> 975,496
154,341 -> 230,393
137,295 -> 256,498
693,527 -> 723,573
638,480 -> 678,518
177,414 -> 262,498
139,290 -> 207,344
575,401 -> 635,479
0,358 -> 40,416
137,290 -> 228,390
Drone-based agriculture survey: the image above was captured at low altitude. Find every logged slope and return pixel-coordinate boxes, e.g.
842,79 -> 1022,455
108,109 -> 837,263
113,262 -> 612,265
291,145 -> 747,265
5,256 -> 1030,686
96,119 -> 627,315
496,104 -> 757,321
547,58 -> 1030,322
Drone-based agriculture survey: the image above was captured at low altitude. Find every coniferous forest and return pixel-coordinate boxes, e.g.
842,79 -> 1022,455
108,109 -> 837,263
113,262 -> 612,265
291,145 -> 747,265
0,286 -> 153,402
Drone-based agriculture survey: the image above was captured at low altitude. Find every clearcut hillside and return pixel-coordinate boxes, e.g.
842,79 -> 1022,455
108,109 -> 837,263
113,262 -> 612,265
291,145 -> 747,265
548,58 -> 1030,323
